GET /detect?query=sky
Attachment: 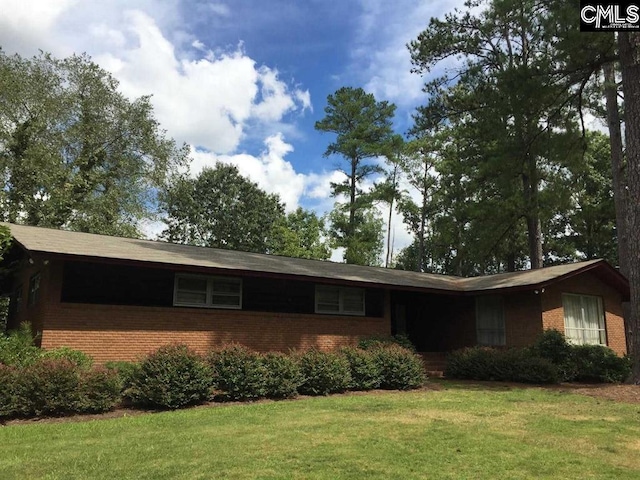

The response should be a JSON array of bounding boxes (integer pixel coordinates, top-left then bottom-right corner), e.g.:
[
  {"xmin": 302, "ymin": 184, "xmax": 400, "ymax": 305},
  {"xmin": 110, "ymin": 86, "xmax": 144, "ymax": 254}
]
[{"xmin": 0, "ymin": 0, "xmax": 464, "ymax": 261}]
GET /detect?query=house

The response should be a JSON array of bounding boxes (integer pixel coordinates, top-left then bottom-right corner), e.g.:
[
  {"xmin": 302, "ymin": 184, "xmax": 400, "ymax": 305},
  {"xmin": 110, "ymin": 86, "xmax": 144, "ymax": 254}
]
[{"xmin": 0, "ymin": 223, "xmax": 629, "ymax": 365}]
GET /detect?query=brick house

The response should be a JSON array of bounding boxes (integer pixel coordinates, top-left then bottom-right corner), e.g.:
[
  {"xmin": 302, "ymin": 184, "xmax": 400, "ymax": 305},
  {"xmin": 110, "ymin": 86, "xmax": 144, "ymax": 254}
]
[{"xmin": 0, "ymin": 223, "xmax": 629, "ymax": 364}]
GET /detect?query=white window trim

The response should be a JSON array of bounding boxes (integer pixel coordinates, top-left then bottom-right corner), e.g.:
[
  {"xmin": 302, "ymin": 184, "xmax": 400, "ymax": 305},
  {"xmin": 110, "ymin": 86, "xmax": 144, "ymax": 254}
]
[
  {"xmin": 562, "ymin": 293, "xmax": 606, "ymax": 346},
  {"xmin": 173, "ymin": 274, "xmax": 242, "ymax": 309},
  {"xmin": 475, "ymin": 295, "xmax": 506, "ymax": 346},
  {"xmin": 315, "ymin": 285, "xmax": 365, "ymax": 316}
]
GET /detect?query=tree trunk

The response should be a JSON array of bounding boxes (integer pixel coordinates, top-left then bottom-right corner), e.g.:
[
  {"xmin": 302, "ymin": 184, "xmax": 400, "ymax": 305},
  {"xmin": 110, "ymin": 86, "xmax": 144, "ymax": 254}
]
[
  {"xmin": 522, "ymin": 167, "xmax": 543, "ymax": 269},
  {"xmin": 603, "ymin": 61, "xmax": 633, "ymax": 354},
  {"xmin": 617, "ymin": 32, "xmax": 640, "ymax": 382}
]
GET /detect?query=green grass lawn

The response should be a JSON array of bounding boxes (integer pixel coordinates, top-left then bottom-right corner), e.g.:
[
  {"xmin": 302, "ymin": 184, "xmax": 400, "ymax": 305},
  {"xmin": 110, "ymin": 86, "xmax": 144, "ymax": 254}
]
[{"xmin": 1, "ymin": 382, "xmax": 639, "ymax": 479}]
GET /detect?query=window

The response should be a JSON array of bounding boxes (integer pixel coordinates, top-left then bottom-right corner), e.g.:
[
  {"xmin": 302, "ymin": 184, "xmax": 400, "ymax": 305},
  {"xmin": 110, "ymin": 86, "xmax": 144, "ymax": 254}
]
[
  {"xmin": 315, "ymin": 285, "xmax": 365, "ymax": 315},
  {"xmin": 562, "ymin": 294, "xmax": 606, "ymax": 345},
  {"xmin": 174, "ymin": 274, "xmax": 242, "ymax": 309},
  {"xmin": 28, "ymin": 273, "xmax": 40, "ymax": 306},
  {"xmin": 476, "ymin": 295, "xmax": 505, "ymax": 346},
  {"xmin": 13, "ymin": 285, "xmax": 23, "ymax": 313}
]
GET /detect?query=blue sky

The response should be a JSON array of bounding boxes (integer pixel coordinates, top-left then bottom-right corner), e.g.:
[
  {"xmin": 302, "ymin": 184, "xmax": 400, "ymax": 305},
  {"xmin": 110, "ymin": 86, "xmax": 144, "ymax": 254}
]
[{"xmin": 0, "ymin": 0, "xmax": 463, "ymax": 258}]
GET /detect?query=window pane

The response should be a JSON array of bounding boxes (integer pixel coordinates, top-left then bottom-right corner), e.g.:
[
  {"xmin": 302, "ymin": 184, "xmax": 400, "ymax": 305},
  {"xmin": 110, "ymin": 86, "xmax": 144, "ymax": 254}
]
[
  {"xmin": 316, "ymin": 286, "xmax": 340, "ymax": 312},
  {"xmin": 177, "ymin": 277, "xmax": 208, "ymax": 292},
  {"xmin": 562, "ymin": 294, "xmax": 605, "ymax": 345},
  {"xmin": 212, "ymin": 280, "xmax": 241, "ymax": 294},
  {"xmin": 342, "ymin": 289, "xmax": 365, "ymax": 314},
  {"xmin": 212, "ymin": 294, "xmax": 241, "ymax": 307},
  {"xmin": 476, "ymin": 296, "xmax": 505, "ymax": 346},
  {"xmin": 176, "ymin": 290, "xmax": 207, "ymax": 305}
]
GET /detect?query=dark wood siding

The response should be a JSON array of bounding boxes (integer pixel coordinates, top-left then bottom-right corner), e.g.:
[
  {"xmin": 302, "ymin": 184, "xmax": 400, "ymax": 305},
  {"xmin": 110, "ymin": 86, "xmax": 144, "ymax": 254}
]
[{"xmin": 61, "ymin": 261, "xmax": 385, "ymax": 317}]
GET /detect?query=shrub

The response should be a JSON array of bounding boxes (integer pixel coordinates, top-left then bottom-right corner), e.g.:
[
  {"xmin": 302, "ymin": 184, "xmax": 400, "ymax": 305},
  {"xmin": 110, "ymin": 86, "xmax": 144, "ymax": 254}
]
[
  {"xmin": 0, "ymin": 364, "xmax": 17, "ymax": 417},
  {"xmin": 571, "ymin": 345, "xmax": 631, "ymax": 383},
  {"xmin": 128, "ymin": 344, "xmax": 212, "ymax": 409},
  {"xmin": 262, "ymin": 352, "xmax": 302, "ymax": 399},
  {"xmin": 445, "ymin": 347, "xmax": 496, "ymax": 380},
  {"xmin": 296, "ymin": 349, "xmax": 351, "ymax": 396},
  {"xmin": 359, "ymin": 334, "xmax": 416, "ymax": 352},
  {"xmin": 77, "ymin": 367, "xmax": 122, "ymax": 413},
  {"xmin": 445, "ymin": 347, "xmax": 558, "ymax": 384},
  {"xmin": 42, "ymin": 347, "xmax": 93, "ymax": 369},
  {"xmin": 207, "ymin": 345, "xmax": 268, "ymax": 401},
  {"xmin": 531, "ymin": 329, "xmax": 575, "ymax": 380},
  {"xmin": 105, "ymin": 361, "xmax": 141, "ymax": 393},
  {"xmin": 0, "ymin": 322, "xmax": 40, "ymax": 367},
  {"xmin": 340, "ymin": 347, "xmax": 382, "ymax": 390},
  {"xmin": 373, "ymin": 344, "xmax": 426, "ymax": 390},
  {"xmin": 14, "ymin": 358, "xmax": 82, "ymax": 416}
]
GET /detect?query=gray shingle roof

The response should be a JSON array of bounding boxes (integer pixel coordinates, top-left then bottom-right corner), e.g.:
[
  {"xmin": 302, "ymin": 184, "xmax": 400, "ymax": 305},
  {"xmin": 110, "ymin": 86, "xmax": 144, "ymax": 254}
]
[{"xmin": 3, "ymin": 223, "xmax": 627, "ymax": 295}]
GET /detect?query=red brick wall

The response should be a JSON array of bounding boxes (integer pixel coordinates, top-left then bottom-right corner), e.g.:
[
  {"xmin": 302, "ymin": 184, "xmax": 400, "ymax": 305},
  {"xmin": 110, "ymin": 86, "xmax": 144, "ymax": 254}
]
[
  {"xmin": 34, "ymin": 260, "xmax": 390, "ymax": 364},
  {"xmin": 504, "ymin": 291, "xmax": 543, "ymax": 348},
  {"xmin": 541, "ymin": 272, "xmax": 627, "ymax": 355}
]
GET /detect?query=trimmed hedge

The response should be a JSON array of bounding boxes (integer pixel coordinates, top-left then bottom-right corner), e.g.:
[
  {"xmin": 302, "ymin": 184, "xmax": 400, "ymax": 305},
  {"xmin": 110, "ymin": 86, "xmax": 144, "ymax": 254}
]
[
  {"xmin": 571, "ymin": 345, "xmax": 631, "ymax": 383},
  {"xmin": 207, "ymin": 345, "xmax": 268, "ymax": 401},
  {"xmin": 445, "ymin": 347, "xmax": 558, "ymax": 384},
  {"xmin": 341, "ymin": 347, "xmax": 382, "ymax": 391},
  {"xmin": 296, "ymin": 349, "xmax": 352, "ymax": 396},
  {"xmin": 373, "ymin": 344, "xmax": 427, "ymax": 390},
  {"xmin": 128, "ymin": 344, "xmax": 212, "ymax": 409},
  {"xmin": 0, "ymin": 322, "xmax": 41, "ymax": 367},
  {"xmin": 262, "ymin": 352, "xmax": 302, "ymax": 399},
  {"xmin": 358, "ymin": 334, "xmax": 416, "ymax": 352},
  {"xmin": 0, "ymin": 358, "xmax": 121, "ymax": 418}
]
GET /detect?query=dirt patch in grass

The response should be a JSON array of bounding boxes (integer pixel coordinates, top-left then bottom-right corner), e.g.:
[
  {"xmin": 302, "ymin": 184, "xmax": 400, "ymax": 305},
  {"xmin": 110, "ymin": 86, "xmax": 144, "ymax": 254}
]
[{"xmin": 549, "ymin": 383, "xmax": 640, "ymax": 404}]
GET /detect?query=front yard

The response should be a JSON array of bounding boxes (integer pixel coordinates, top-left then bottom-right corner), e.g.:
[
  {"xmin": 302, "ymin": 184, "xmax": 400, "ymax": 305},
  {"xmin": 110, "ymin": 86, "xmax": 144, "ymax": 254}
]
[{"xmin": 1, "ymin": 381, "xmax": 639, "ymax": 479}]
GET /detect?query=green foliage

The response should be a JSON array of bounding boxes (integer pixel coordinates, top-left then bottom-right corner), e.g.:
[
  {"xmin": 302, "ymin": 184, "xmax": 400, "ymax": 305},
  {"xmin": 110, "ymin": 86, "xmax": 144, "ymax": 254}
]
[
  {"xmin": 445, "ymin": 347, "xmax": 559, "ymax": 384},
  {"xmin": 76, "ymin": 367, "xmax": 121, "ymax": 413},
  {"xmin": 0, "ymin": 51, "xmax": 187, "ymax": 235},
  {"xmin": 340, "ymin": 347, "xmax": 382, "ymax": 391},
  {"xmin": 104, "ymin": 361, "xmax": 141, "ymax": 392},
  {"xmin": 270, "ymin": 208, "xmax": 331, "ymax": 260},
  {"xmin": 2, "ymin": 359, "xmax": 120, "ymax": 418},
  {"xmin": 261, "ymin": 352, "xmax": 303, "ymax": 399},
  {"xmin": 296, "ymin": 349, "xmax": 352, "ymax": 396},
  {"xmin": 315, "ymin": 87, "xmax": 395, "ymax": 266},
  {"xmin": 128, "ymin": 345, "xmax": 212, "ymax": 409},
  {"xmin": 0, "ymin": 322, "xmax": 40, "ymax": 367},
  {"xmin": 531, "ymin": 329, "xmax": 576, "ymax": 381},
  {"xmin": 358, "ymin": 334, "xmax": 416, "ymax": 352},
  {"xmin": 571, "ymin": 345, "xmax": 631, "ymax": 383},
  {"xmin": 372, "ymin": 344, "xmax": 426, "ymax": 390},
  {"xmin": 207, "ymin": 345, "xmax": 268, "ymax": 401},
  {"xmin": 328, "ymin": 207, "xmax": 384, "ymax": 266},
  {"xmin": 161, "ymin": 164, "xmax": 285, "ymax": 254},
  {"xmin": 0, "ymin": 364, "xmax": 17, "ymax": 417},
  {"xmin": 41, "ymin": 346, "xmax": 93, "ymax": 369}
]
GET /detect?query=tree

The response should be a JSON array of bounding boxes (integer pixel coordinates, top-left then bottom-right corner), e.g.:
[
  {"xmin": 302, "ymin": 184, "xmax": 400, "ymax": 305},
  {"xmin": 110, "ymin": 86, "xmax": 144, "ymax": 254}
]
[
  {"xmin": 408, "ymin": 0, "xmax": 585, "ymax": 270},
  {"xmin": 617, "ymin": 32, "xmax": 640, "ymax": 382},
  {"xmin": 328, "ymin": 207, "xmax": 384, "ymax": 266},
  {"xmin": 270, "ymin": 208, "xmax": 331, "ymax": 260},
  {"xmin": 0, "ymin": 50, "xmax": 187, "ymax": 236},
  {"xmin": 315, "ymin": 87, "xmax": 396, "ymax": 265},
  {"xmin": 161, "ymin": 164, "xmax": 285, "ymax": 254}
]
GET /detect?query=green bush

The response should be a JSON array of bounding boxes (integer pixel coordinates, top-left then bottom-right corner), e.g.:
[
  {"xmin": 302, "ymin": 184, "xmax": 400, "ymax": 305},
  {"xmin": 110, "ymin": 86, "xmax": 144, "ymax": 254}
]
[
  {"xmin": 77, "ymin": 367, "xmax": 122, "ymax": 413},
  {"xmin": 571, "ymin": 345, "xmax": 631, "ymax": 383},
  {"xmin": 0, "ymin": 364, "xmax": 17, "ymax": 417},
  {"xmin": 296, "ymin": 349, "xmax": 351, "ymax": 396},
  {"xmin": 207, "ymin": 345, "xmax": 268, "ymax": 401},
  {"xmin": 340, "ymin": 347, "xmax": 382, "ymax": 390},
  {"xmin": 445, "ymin": 347, "xmax": 496, "ymax": 380},
  {"xmin": 128, "ymin": 344, "xmax": 212, "ymax": 409},
  {"xmin": 105, "ymin": 361, "xmax": 141, "ymax": 393},
  {"xmin": 445, "ymin": 347, "xmax": 558, "ymax": 384},
  {"xmin": 373, "ymin": 344, "xmax": 426, "ymax": 390},
  {"xmin": 42, "ymin": 347, "xmax": 93, "ymax": 369},
  {"xmin": 0, "ymin": 322, "xmax": 41, "ymax": 367},
  {"xmin": 14, "ymin": 358, "xmax": 82, "ymax": 416},
  {"xmin": 261, "ymin": 352, "xmax": 302, "ymax": 399},
  {"xmin": 358, "ymin": 334, "xmax": 416, "ymax": 352},
  {"xmin": 531, "ymin": 329, "xmax": 575, "ymax": 380}
]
